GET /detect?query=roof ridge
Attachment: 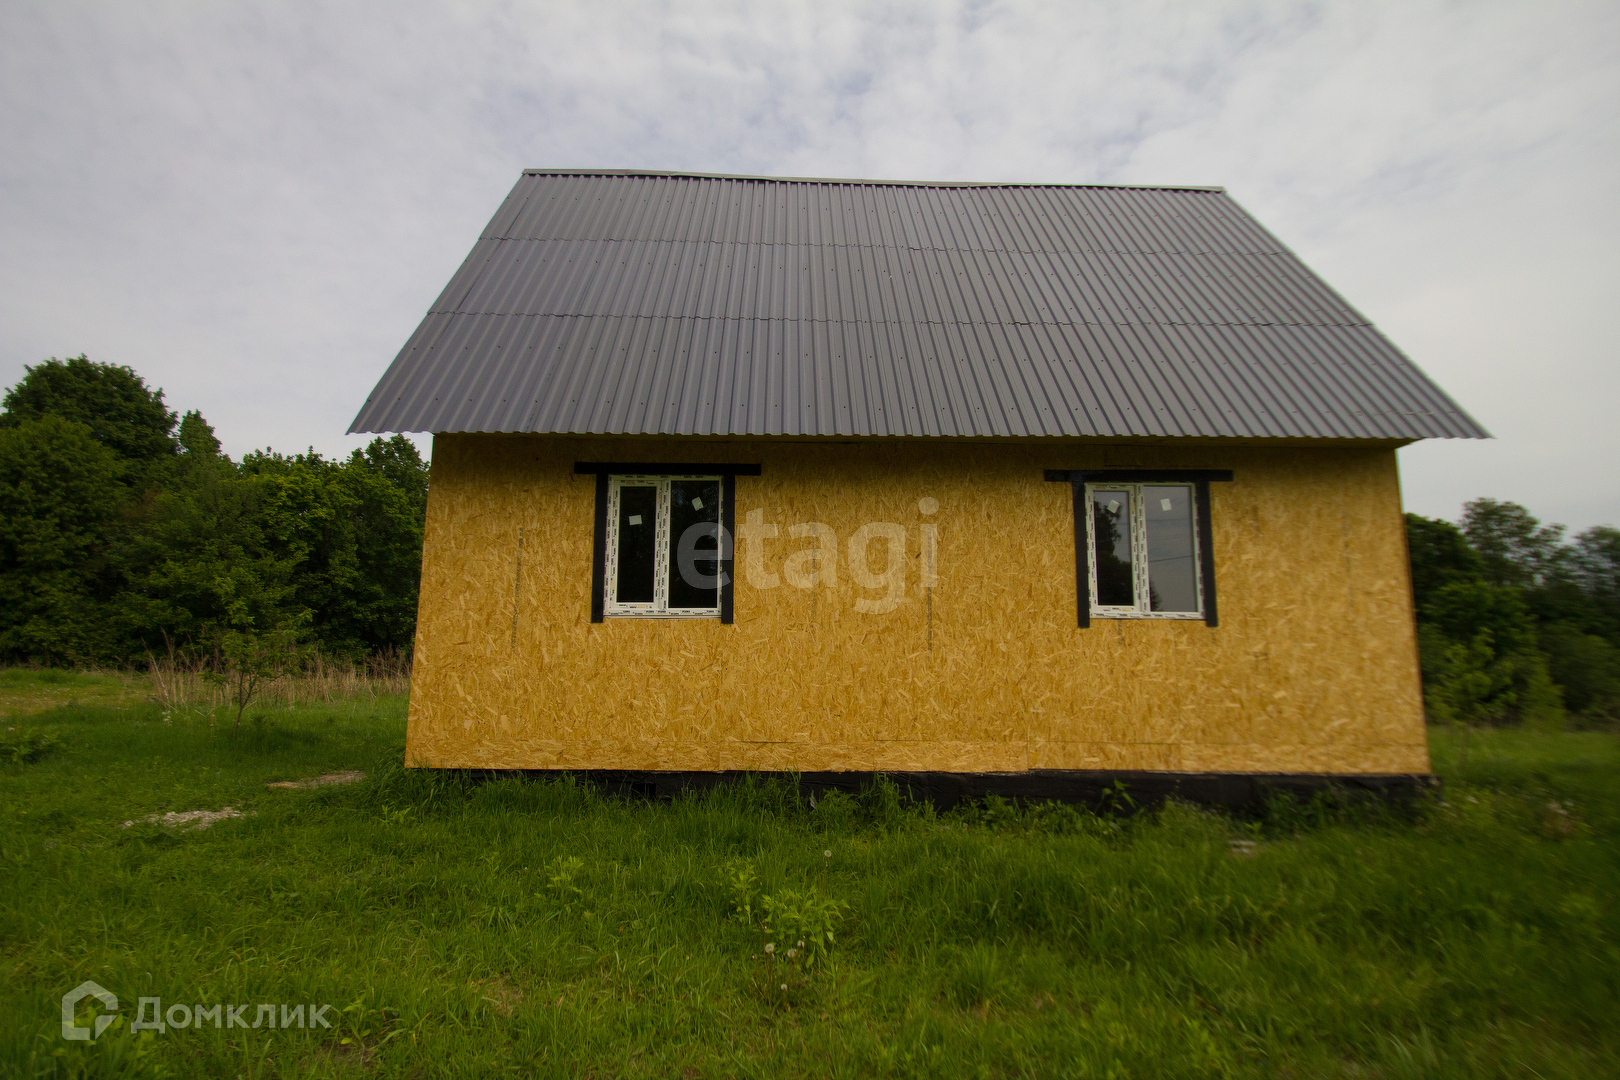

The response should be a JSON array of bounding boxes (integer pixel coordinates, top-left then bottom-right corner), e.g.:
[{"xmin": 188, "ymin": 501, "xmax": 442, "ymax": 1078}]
[
  {"xmin": 425, "ymin": 312, "xmax": 1374, "ymax": 329},
  {"xmin": 482, "ymin": 235, "xmax": 1286, "ymax": 255},
  {"xmin": 521, "ymin": 168, "xmax": 1226, "ymax": 193}
]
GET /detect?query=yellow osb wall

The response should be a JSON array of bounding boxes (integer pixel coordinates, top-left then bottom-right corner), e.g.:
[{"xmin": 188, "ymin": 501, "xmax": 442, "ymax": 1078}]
[{"xmin": 406, "ymin": 435, "xmax": 1429, "ymax": 775}]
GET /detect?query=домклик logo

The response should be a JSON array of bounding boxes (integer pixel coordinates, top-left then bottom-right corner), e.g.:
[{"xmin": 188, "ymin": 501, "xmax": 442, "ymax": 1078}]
[{"xmin": 62, "ymin": 981, "xmax": 118, "ymax": 1041}]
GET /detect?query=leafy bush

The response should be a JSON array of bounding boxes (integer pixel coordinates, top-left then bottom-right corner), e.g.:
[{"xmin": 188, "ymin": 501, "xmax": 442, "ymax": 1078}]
[
  {"xmin": 0, "ymin": 726, "xmax": 64, "ymax": 763},
  {"xmin": 760, "ymin": 886, "xmax": 848, "ymax": 971},
  {"xmin": 723, "ymin": 859, "xmax": 761, "ymax": 925},
  {"xmin": 1541, "ymin": 623, "xmax": 1620, "ymax": 725},
  {"xmin": 544, "ymin": 856, "xmax": 585, "ymax": 910}
]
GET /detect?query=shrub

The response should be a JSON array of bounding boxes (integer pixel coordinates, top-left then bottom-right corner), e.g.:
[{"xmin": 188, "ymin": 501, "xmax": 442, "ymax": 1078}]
[{"xmin": 0, "ymin": 726, "xmax": 64, "ymax": 763}]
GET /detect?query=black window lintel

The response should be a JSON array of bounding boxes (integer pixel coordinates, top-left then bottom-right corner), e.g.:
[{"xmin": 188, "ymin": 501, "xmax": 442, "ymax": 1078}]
[
  {"xmin": 576, "ymin": 461, "xmax": 761, "ymax": 476},
  {"xmin": 1045, "ymin": 469, "xmax": 1234, "ymax": 484}
]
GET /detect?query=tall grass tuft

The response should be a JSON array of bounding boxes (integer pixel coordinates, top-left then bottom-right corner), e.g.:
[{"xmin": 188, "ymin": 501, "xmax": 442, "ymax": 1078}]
[{"xmin": 146, "ymin": 648, "xmax": 412, "ymax": 711}]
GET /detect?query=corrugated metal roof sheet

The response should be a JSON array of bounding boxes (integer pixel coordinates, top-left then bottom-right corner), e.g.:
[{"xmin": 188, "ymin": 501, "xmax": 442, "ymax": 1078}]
[{"xmin": 351, "ymin": 170, "xmax": 1488, "ymax": 441}]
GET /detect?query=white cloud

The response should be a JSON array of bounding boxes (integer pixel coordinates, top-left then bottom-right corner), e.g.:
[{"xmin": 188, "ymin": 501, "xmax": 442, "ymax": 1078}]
[{"xmin": 1, "ymin": 0, "xmax": 1616, "ymax": 529}]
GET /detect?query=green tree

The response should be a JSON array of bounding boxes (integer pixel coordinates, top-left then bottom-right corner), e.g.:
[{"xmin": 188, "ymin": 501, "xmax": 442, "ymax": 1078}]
[
  {"xmin": 0, "ymin": 358, "xmax": 431, "ymax": 669},
  {"xmin": 1538, "ymin": 623, "xmax": 1620, "ymax": 723},
  {"xmin": 1570, "ymin": 525, "xmax": 1620, "ymax": 641},
  {"xmin": 352, "ymin": 434, "xmax": 428, "ymax": 517},
  {"xmin": 344, "ymin": 437, "xmax": 428, "ymax": 651},
  {"xmin": 329, "ymin": 459, "xmax": 426, "ymax": 653},
  {"xmin": 1416, "ymin": 579, "xmax": 1564, "ymax": 728},
  {"xmin": 218, "ymin": 610, "xmax": 310, "ymax": 730},
  {"xmin": 177, "ymin": 409, "xmax": 222, "ymax": 458},
  {"xmin": 1421, "ymin": 579, "xmax": 1538, "ymax": 656},
  {"xmin": 1461, "ymin": 498, "xmax": 1567, "ymax": 589},
  {"xmin": 1408, "ymin": 498, "xmax": 1620, "ymax": 728},
  {"xmin": 0, "ymin": 417, "xmax": 124, "ymax": 663},
  {"xmin": 1417, "ymin": 626, "xmax": 1518, "ymax": 726},
  {"xmin": 116, "ymin": 455, "xmax": 297, "ymax": 659},
  {"xmin": 1405, "ymin": 513, "xmax": 1484, "ymax": 608},
  {"xmin": 0, "ymin": 355, "xmax": 178, "ymax": 484},
  {"xmin": 235, "ymin": 443, "xmax": 425, "ymax": 658}
]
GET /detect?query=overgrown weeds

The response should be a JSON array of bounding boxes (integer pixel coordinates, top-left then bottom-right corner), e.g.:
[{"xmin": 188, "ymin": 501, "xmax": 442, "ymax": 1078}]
[
  {"xmin": 145, "ymin": 648, "xmax": 412, "ymax": 711},
  {"xmin": 0, "ymin": 725, "xmax": 63, "ymax": 763}
]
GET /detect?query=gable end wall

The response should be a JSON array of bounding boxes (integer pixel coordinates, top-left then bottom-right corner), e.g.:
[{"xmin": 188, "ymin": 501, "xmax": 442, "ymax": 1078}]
[{"xmin": 404, "ymin": 435, "xmax": 1429, "ymax": 775}]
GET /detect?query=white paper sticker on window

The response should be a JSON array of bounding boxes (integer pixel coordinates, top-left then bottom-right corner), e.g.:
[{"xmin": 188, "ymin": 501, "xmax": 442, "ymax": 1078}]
[
  {"xmin": 628, "ymin": 515, "xmax": 643, "ymax": 526},
  {"xmin": 691, "ymin": 497, "xmax": 704, "ymax": 510},
  {"xmin": 1106, "ymin": 500, "xmax": 1120, "ymax": 514},
  {"xmin": 1160, "ymin": 498, "xmax": 1173, "ymax": 512}
]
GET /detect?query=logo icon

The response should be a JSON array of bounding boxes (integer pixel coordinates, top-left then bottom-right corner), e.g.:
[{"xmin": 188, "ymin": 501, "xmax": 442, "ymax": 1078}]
[{"xmin": 62, "ymin": 981, "xmax": 118, "ymax": 1041}]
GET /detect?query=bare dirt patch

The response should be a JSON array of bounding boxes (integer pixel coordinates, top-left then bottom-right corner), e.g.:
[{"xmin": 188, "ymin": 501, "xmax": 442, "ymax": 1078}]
[
  {"xmin": 267, "ymin": 770, "xmax": 366, "ymax": 789},
  {"xmin": 470, "ymin": 974, "xmax": 526, "ymax": 1017}
]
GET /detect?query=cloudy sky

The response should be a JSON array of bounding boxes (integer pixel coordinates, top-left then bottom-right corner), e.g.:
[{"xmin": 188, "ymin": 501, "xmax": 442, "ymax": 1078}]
[{"xmin": 2, "ymin": 1, "xmax": 1616, "ymax": 532}]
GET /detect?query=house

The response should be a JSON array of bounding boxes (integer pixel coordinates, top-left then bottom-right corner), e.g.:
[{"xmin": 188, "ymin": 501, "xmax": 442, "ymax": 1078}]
[{"xmin": 350, "ymin": 170, "xmax": 1487, "ymax": 808}]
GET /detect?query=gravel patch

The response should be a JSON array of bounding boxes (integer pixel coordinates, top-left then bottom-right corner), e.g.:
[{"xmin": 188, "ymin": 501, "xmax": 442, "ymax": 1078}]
[{"xmin": 121, "ymin": 807, "xmax": 254, "ymax": 830}]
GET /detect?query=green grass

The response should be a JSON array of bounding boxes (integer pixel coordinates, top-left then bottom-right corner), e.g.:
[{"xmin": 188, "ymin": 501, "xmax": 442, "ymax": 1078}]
[
  {"xmin": 0, "ymin": 668, "xmax": 149, "ymax": 719},
  {"xmin": 2, "ymin": 698, "xmax": 1617, "ymax": 1079}
]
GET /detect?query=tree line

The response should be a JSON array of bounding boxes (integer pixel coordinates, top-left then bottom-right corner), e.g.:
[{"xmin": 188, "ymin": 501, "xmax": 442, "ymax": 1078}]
[
  {"xmin": 1408, "ymin": 503, "xmax": 1620, "ymax": 727},
  {"xmin": 0, "ymin": 355, "xmax": 426, "ymax": 668},
  {"xmin": 4, "ymin": 355, "xmax": 1618, "ymax": 727}
]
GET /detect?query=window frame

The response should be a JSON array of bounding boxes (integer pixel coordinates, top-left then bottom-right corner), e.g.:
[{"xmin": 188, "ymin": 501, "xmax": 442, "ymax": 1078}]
[
  {"xmin": 577, "ymin": 462, "xmax": 758, "ymax": 625},
  {"xmin": 603, "ymin": 474, "xmax": 725, "ymax": 619},
  {"xmin": 1084, "ymin": 482, "xmax": 1203, "ymax": 620},
  {"xmin": 1045, "ymin": 469, "xmax": 1233, "ymax": 629}
]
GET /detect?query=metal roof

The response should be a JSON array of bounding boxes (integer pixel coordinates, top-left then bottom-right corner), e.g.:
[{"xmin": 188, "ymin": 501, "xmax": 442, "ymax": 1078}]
[{"xmin": 350, "ymin": 171, "xmax": 1488, "ymax": 441}]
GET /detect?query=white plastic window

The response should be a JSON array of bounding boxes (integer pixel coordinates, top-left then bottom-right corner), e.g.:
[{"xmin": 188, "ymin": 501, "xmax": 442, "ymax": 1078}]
[
  {"xmin": 1085, "ymin": 483, "xmax": 1202, "ymax": 619},
  {"xmin": 604, "ymin": 475, "xmax": 725, "ymax": 618}
]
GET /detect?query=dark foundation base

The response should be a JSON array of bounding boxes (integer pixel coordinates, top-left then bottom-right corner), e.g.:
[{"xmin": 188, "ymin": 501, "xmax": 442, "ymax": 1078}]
[{"xmin": 526, "ymin": 769, "xmax": 1440, "ymax": 814}]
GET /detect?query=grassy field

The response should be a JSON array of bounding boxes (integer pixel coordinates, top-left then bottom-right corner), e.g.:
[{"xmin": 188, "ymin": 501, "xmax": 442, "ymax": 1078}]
[
  {"xmin": 0, "ymin": 663, "xmax": 411, "ymax": 725},
  {"xmin": 0, "ymin": 669, "xmax": 151, "ymax": 718},
  {"xmin": 2, "ymin": 677, "xmax": 1616, "ymax": 1078}
]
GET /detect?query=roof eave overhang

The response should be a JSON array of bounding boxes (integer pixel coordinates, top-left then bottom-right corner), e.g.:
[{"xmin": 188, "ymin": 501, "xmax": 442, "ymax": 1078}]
[{"xmin": 400, "ymin": 430, "xmax": 1473, "ymax": 450}]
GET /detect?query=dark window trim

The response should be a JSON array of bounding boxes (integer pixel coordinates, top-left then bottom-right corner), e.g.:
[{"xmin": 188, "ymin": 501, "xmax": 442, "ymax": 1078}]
[
  {"xmin": 1194, "ymin": 478, "xmax": 1219, "ymax": 628},
  {"xmin": 590, "ymin": 472, "xmax": 609, "ymax": 623},
  {"xmin": 583, "ymin": 463, "xmax": 759, "ymax": 624},
  {"xmin": 720, "ymin": 474, "xmax": 736, "ymax": 624},
  {"xmin": 1045, "ymin": 469, "xmax": 1233, "ymax": 628},
  {"xmin": 576, "ymin": 461, "xmax": 762, "ymax": 476},
  {"xmin": 1044, "ymin": 469, "xmax": 1235, "ymax": 484}
]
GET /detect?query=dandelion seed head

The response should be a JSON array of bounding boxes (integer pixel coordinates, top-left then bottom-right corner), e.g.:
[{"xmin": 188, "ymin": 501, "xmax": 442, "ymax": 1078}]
[
  {"xmin": 823, "ymin": 850, "xmax": 831, "ymax": 858},
  {"xmin": 786, "ymin": 949, "xmax": 797, "ymax": 959},
  {"xmin": 764, "ymin": 943, "xmax": 775, "ymax": 954},
  {"xmin": 781, "ymin": 984, "xmax": 788, "ymax": 991}
]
